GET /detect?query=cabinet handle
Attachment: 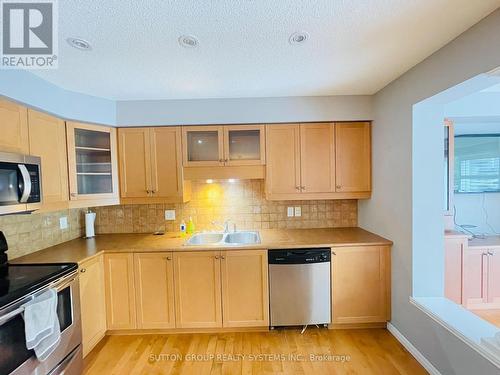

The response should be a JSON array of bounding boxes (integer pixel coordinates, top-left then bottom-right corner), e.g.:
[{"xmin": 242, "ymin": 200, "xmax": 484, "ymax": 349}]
[
  {"xmin": 488, "ymin": 251, "xmax": 494, "ymax": 256},
  {"xmin": 70, "ymin": 193, "xmax": 77, "ymax": 197},
  {"xmin": 80, "ymin": 268, "xmax": 86, "ymax": 273}
]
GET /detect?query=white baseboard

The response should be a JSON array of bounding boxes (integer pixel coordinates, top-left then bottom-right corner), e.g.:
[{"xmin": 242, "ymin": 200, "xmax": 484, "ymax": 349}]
[{"xmin": 387, "ymin": 322, "xmax": 441, "ymax": 375}]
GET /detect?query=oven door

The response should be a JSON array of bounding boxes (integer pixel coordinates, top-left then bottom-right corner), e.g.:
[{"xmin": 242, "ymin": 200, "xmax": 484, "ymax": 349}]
[{"xmin": 0, "ymin": 273, "xmax": 82, "ymax": 375}]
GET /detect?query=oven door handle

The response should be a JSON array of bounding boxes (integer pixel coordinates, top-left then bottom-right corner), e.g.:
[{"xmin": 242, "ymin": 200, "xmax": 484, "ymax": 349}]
[
  {"xmin": 18, "ymin": 164, "xmax": 32, "ymax": 203},
  {"xmin": 0, "ymin": 295, "xmax": 33, "ymax": 326}
]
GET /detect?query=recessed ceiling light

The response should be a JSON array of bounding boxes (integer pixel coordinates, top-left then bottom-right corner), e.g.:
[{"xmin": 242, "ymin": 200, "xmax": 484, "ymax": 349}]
[
  {"xmin": 66, "ymin": 37, "xmax": 92, "ymax": 51},
  {"xmin": 289, "ymin": 31, "xmax": 309, "ymax": 45},
  {"xmin": 179, "ymin": 35, "xmax": 199, "ymax": 48}
]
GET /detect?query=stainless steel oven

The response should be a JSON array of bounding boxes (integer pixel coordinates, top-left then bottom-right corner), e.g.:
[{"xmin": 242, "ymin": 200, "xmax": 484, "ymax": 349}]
[
  {"xmin": 0, "ymin": 270, "xmax": 82, "ymax": 375},
  {"xmin": 0, "ymin": 151, "xmax": 42, "ymax": 215}
]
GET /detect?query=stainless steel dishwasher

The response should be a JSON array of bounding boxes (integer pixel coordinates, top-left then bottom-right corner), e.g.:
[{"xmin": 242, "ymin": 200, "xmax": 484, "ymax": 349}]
[{"xmin": 268, "ymin": 248, "xmax": 331, "ymax": 328}]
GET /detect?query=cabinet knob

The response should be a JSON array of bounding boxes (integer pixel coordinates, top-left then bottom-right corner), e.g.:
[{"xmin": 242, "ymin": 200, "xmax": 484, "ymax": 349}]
[
  {"xmin": 225, "ymin": 159, "xmax": 229, "ymax": 163},
  {"xmin": 488, "ymin": 251, "xmax": 495, "ymax": 256},
  {"xmin": 152, "ymin": 190, "xmax": 156, "ymax": 194},
  {"xmin": 221, "ymin": 255, "xmax": 225, "ymax": 260},
  {"xmin": 80, "ymin": 268, "xmax": 86, "ymax": 273},
  {"xmin": 301, "ymin": 186, "xmax": 306, "ymax": 191},
  {"xmin": 295, "ymin": 186, "xmax": 300, "ymax": 191},
  {"xmin": 219, "ymin": 159, "xmax": 224, "ymax": 163},
  {"xmin": 146, "ymin": 190, "xmax": 150, "ymax": 194},
  {"xmin": 166, "ymin": 256, "xmax": 172, "ymax": 260},
  {"xmin": 215, "ymin": 255, "xmax": 219, "ymax": 259},
  {"xmin": 70, "ymin": 192, "xmax": 77, "ymax": 197},
  {"xmin": 336, "ymin": 185, "xmax": 341, "ymax": 189}
]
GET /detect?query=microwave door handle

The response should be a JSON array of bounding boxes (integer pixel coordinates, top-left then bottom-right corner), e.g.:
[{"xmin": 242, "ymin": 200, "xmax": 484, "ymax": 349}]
[{"xmin": 18, "ymin": 164, "xmax": 31, "ymax": 203}]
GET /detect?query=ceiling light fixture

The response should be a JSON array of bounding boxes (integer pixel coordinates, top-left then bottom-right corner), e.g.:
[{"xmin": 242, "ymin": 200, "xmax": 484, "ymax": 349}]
[
  {"xmin": 289, "ymin": 31, "xmax": 309, "ymax": 45},
  {"xmin": 66, "ymin": 37, "xmax": 92, "ymax": 51},
  {"xmin": 179, "ymin": 35, "xmax": 199, "ymax": 48}
]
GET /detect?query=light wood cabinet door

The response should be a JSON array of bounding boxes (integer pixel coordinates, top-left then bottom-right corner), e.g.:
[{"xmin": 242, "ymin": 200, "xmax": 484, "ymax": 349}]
[
  {"xmin": 118, "ymin": 128, "xmax": 151, "ymax": 198},
  {"xmin": 221, "ymin": 250, "xmax": 269, "ymax": 327},
  {"xmin": 265, "ymin": 124, "xmax": 301, "ymax": 198},
  {"xmin": 182, "ymin": 126, "xmax": 224, "ymax": 166},
  {"xmin": 150, "ymin": 127, "xmax": 183, "ymax": 198},
  {"xmin": 486, "ymin": 249, "xmax": 500, "ymax": 305},
  {"xmin": 134, "ymin": 252, "xmax": 176, "ymax": 329},
  {"xmin": 104, "ymin": 253, "xmax": 136, "ymax": 330},
  {"xmin": 0, "ymin": 99, "xmax": 29, "ymax": 154},
  {"xmin": 223, "ymin": 125, "xmax": 266, "ymax": 166},
  {"xmin": 173, "ymin": 251, "xmax": 222, "ymax": 328},
  {"xmin": 444, "ymin": 236, "xmax": 466, "ymax": 304},
  {"xmin": 300, "ymin": 123, "xmax": 335, "ymax": 193},
  {"xmin": 28, "ymin": 109, "xmax": 69, "ymax": 211},
  {"xmin": 79, "ymin": 255, "xmax": 106, "ymax": 357},
  {"xmin": 462, "ymin": 248, "xmax": 488, "ymax": 308},
  {"xmin": 66, "ymin": 121, "xmax": 119, "ymax": 207},
  {"xmin": 332, "ymin": 246, "xmax": 390, "ymax": 324},
  {"xmin": 335, "ymin": 122, "xmax": 371, "ymax": 192}
]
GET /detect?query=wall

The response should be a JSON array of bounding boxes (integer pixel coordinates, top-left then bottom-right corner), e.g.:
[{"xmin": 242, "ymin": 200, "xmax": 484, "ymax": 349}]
[
  {"xmin": 1, "ymin": 208, "xmax": 86, "ymax": 260},
  {"xmin": 93, "ymin": 180, "xmax": 357, "ymax": 234},
  {"xmin": 359, "ymin": 8, "xmax": 500, "ymax": 375}
]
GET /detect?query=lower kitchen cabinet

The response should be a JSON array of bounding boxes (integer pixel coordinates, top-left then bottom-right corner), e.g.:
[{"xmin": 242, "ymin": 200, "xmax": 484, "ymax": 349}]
[
  {"xmin": 331, "ymin": 246, "xmax": 391, "ymax": 325},
  {"xmin": 134, "ymin": 252, "xmax": 176, "ymax": 329},
  {"xmin": 463, "ymin": 247, "xmax": 500, "ymax": 308},
  {"xmin": 79, "ymin": 255, "xmax": 106, "ymax": 357},
  {"xmin": 104, "ymin": 253, "xmax": 137, "ymax": 330},
  {"xmin": 173, "ymin": 251, "xmax": 223, "ymax": 328},
  {"xmin": 221, "ymin": 250, "xmax": 269, "ymax": 327}
]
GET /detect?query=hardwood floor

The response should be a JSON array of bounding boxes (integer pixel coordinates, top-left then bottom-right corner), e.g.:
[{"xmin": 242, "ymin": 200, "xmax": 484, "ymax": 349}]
[
  {"xmin": 83, "ymin": 328, "xmax": 427, "ymax": 375},
  {"xmin": 471, "ymin": 309, "xmax": 500, "ymax": 328}
]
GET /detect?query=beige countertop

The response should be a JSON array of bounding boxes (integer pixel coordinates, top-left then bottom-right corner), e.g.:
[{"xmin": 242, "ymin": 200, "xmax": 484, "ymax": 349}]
[
  {"xmin": 11, "ymin": 227, "xmax": 392, "ymax": 265},
  {"xmin": 467, "ymin": 235, "xmax": 500, "ymax": 248}
]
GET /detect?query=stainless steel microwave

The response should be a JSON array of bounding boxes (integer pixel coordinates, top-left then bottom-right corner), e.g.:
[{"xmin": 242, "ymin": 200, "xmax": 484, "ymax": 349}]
[{"xmin": 0, "ymin": 152, "xmax": 42, "ymax": 215}]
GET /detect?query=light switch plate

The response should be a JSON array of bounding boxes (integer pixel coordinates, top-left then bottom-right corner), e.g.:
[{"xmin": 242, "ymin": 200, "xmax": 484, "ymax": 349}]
[
  {"xmin": 294, "ymin": 206, "xmax": 302, "ymax": 217},
  {"xmin": 59, "ymin": 216, "xmax": 68, "ymax": 230},
  {"xmin": 165, "ymin": 210, "xmax": 176, "ymax": 221},
  {"xmin": 287, "ymin": 207, "xmax": 294, "ymax": 217}
]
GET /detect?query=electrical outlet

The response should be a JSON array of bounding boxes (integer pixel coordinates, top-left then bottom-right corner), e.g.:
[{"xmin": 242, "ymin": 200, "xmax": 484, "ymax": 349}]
[
  {"xmin": 287, "ymin": 207, "xmax": 294, "ymax": 217},
  {"xmin": 294, "ymin": 206, "xmax": 302, "ymax": 217},
  {"xmin": 59, "ymin": 216, "xmax": 68, "ymax": 230},
  {"xmin": 165, "ymin": 210, "xmax": 176, "ymax": 221}
]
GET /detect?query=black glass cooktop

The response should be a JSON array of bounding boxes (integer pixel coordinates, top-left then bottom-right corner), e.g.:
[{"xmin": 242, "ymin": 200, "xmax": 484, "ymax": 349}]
[{"xmin": 0, "ymin": 263, "xmax": 78, "ymax": 309}]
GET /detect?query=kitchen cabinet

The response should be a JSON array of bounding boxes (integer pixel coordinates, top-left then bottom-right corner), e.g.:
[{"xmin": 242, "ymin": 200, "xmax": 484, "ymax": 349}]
[
  {"xmin": 134, "ymin": 252, "xmax": 176, "ymax": 329},
  {"xmin": 266, "ymin": 122, "xmax": 371, "ymax": 200},
  {"xmin": 0, "ymin": 99, "xmax": 29, "ymax": 154},
  {"xmin": 79, "ymin": 255, "xmax": 106, "ymax": 357},
  {"xmin": 331, "ymin": 246, "xmax": 390, "ymax": 325},
  {"xmin": 66, "ymin": 121, "xmax": 119, "ymax": 207},
  {"xmin": 335, "ymin": 122, "xmax": 371, "ymax": 193},
  {"xmin": 118, "ymin": 127, "xmax": 189, "ymax": 204},
  {"xmin": 444, "ymin": 234, "xmax": 467, "ymax": 304},
  {"xmin": 221, "ymin": 250, "xmax": 269, "ymax": 327},
  {"xmin": 182, "ymin": 125, "xmax": 265, "ymax": 167},
  {"xmin": 28, "ymin": 109, "xmax": 69, "ymax": 211},
  {"xmin": 173, "ymin": 251, "xmax": 222, "ymax": 328},
  {"xmin": 104, "ymin": 253, "xmax": 137, "ymax": 330},
  {"xmin": 463, "ymin": 247, "xmax": 500, "ymax": 308}
]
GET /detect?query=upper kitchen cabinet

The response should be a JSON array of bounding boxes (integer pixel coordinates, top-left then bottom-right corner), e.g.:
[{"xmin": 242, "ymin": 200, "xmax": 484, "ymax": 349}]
[
  {"xmin": 182, "ymin": 126, "xmax": 224, "ymax": 166},
  {"xmin": 182, "ymin": 125, "xmax": 266, "ymax": 179},
  {"xmin": 335, "ymin": 122, "xmax": 371, "ymax": 193},
  {"xmin": 118, "ymin": 127, "xmax": 190, "ymax": 204},
  {"xmin": 66, "ymin": 121, "xmax": 119, "ymax": 207},
  {"xmin": 266, "ymin": 122, "xmax": 371, "ymax": 200},
  {"xmin": 0, "ymin": 99, "xmax": 29, "ymax": 154},
  {"xmin": 28, "ymin": 110, "xmax": 69, "ymax": 211}
]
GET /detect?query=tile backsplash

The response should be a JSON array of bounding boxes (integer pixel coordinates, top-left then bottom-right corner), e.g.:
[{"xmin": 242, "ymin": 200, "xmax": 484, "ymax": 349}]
[
  {"xmin": 1, "ymin": 208, "xmax": 86, "ymax": 260},
  {"xmin": 93, "ymin": 180, "xmax": 357, "ymax": 234}
]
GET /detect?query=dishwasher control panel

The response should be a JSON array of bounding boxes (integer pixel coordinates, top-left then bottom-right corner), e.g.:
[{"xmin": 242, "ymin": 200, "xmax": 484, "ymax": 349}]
[{"xmin": 268, "ymin": 248, "xmax": 331, "ymax": 264}]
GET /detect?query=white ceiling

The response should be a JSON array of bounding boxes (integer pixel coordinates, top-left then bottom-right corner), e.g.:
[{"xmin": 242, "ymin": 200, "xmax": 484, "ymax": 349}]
[
  {"xmin": 32, "ymin": 0, "xmax": 500, "ymax": 100},
  {"xmin": 482, "ymin": 83, "xmax": 500, "ymax": 92}
]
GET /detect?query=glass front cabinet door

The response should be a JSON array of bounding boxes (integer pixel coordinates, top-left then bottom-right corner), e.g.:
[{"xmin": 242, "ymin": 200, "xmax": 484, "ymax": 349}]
[
  {"xmin": 182, "ymin": 125, "xmax": 265, "ymax": 167},
  {"xmin": 66, "ymin": 121, "xmax": 119, "ymax": 205}
]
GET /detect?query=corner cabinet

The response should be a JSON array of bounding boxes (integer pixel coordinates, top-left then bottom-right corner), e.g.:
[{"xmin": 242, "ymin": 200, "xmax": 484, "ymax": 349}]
[
  {"xmin": 182, "ymin": 125, "xmax": 265, "ymax": 167},
  {"xmin": 265, "ymin": 122, "xmax": 371, "ymax": 200},
  {"xmin": 66, "ymin": 121, "xmax": 119, "ymax": 207},
  {"xmin": 331, "ymin": 245, "xmax": 391, "ymax": 326},
  {"xmin": 118, "ymin": 127, "xmax": 190, "ymax": 204}
]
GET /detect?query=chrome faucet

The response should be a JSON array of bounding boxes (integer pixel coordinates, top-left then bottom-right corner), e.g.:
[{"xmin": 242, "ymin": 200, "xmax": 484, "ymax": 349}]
[{"xmin": 211, "ymin": 219, "xmax": 235, "ymax": 233}]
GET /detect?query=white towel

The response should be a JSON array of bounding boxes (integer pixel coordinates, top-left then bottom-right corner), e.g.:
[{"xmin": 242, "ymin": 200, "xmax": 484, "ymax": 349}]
[{"xmin": 22, "ymin": 289, "xmax": 61, "ymax": 361}]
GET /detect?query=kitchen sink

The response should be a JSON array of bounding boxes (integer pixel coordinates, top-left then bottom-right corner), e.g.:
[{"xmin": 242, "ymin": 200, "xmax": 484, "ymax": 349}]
[
  {"xmin": 185, "ymin": 231, "xmax": 261, "ymax": 246},
  {"xmin": 224, "ymin": 231, "xmax": 260, "ymax": 245},
  {"xmin": 185, "ymin": 232, "xmax": 224, "ymax": 245}
]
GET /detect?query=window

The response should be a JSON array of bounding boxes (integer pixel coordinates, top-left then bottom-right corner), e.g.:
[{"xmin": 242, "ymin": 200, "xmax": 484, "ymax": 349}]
[{"xmin": 454, "ymin": 135, "xmax": 500, "ymax": 193}]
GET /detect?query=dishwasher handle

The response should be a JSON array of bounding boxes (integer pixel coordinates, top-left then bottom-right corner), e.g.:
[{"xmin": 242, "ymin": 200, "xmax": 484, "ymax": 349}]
[{"xmin": 268, "ymin": 248, "xmax": 331, "ymax": 264}]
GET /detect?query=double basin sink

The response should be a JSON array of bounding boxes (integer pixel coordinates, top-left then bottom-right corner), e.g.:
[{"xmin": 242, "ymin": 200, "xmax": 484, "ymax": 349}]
[{"xmin": 185, "ymin": 231, "xmax": 261, "ymax": 246}]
